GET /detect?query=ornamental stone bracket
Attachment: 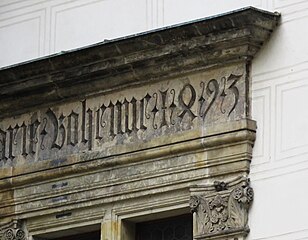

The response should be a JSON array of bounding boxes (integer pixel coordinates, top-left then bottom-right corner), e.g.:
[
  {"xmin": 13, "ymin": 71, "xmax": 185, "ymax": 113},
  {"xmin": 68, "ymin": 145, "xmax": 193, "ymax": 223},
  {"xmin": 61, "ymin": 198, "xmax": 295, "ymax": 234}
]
[
  {"xmin": 0, "ymin": 220, "xmax": 26, "ymax": 240},
  {"xmin": 190, "ymin": 177, "xmax": 253, "ymax": 240}
]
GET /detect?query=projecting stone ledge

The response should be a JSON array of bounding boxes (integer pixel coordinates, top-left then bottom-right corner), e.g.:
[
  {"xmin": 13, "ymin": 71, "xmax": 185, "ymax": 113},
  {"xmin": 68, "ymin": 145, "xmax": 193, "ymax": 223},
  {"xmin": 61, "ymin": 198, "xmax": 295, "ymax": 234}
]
[{"xmin": 0, "ymin": 7, "xmax": 279, "ymax": 119}]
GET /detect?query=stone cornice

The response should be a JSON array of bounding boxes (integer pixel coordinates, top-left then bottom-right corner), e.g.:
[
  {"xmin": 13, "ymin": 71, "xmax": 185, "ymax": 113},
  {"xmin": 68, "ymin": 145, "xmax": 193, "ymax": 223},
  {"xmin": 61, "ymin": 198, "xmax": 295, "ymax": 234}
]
[{"xmin": 0, "ymin": 7, "xmax": 280, "ymax": 119}]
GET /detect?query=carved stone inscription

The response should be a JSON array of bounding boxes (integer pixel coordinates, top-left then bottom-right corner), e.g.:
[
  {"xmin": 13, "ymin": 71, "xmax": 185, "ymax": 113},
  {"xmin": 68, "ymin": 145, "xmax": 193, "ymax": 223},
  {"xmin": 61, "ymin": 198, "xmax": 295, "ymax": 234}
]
[{"xmin": 0, "ymin": 65, "xmax": 247, "ymax": 165}]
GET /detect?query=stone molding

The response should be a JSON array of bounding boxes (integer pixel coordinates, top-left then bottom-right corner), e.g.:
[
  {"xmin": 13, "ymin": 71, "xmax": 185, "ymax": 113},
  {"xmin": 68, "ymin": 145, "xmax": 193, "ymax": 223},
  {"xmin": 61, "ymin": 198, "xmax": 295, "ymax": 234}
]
[
  {"xmin": 0, "ymin": 7, "xmax": 280, "ymax": 240},
  {"xmin": 190, "ymin": 177, "xmax": 253, "ymax": 240},
  {"xmin": 26, "ymin": 206, "xmax": 105, "ymax": 236},
  {"xmin": 0, "ymin": 220, "xmax": 26, "ymax": 240},
  {"xmin": 0, "ymin": 119, "xmax": 256, "ymax": 190},
  {"xmin": 0, "ymin": 7, "xmax": 280, "ymax": 120}
]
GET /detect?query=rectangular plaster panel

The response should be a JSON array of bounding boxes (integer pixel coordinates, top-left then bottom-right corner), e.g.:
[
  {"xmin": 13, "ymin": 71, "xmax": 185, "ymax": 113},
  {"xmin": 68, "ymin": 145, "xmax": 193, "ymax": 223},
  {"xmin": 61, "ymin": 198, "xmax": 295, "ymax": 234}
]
[
  {"xmin": 163, "ymin": 0, "xmax": 263, "ymax": 25},
  {"xmin": 252, "ymin": 87, "xmax": 271, "ymax": 165},
  {"xmin": 248, "ymin": 169, "xmax": 308, "ymax": 239},
  {"xmin": 276, "ymin": 79, "xmax": 308, "ymax": 160},
  {"xmin": 251, "ymin": 64, "xmax": 308, "ymax": 179},
  {"xmin": 252, "ymin": 16, "xmax": 308, "ymax": 75},
  {"xmin": 272, "ymin": 0, "xmax": 307, "ymax": 9},
  {"xmin": 0, "ymin": 10, "xmax": 44, "ymax": 67},
  {"xmin": 51, "ymin": 0, "xmax": 148, "ymax": 52}
]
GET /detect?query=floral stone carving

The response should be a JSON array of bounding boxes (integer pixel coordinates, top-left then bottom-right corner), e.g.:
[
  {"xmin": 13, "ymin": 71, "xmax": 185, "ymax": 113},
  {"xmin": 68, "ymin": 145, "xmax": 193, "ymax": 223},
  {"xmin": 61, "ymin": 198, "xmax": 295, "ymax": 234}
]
[
  {"xmin": 0, "ymin": 221, "xmax": 26, "ymax": 240},
  {"xmin": 190, "ymin": 178, "xmax": 253, "ymax": 239}
]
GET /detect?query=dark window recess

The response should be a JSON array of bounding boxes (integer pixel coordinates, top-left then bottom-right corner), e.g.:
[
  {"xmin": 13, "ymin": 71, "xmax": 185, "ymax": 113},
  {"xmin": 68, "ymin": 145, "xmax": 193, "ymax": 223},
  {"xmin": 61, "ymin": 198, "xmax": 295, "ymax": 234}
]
[
  {"xmin": 54, "ymin": 230, "xmax": 100, "ymax": 240},
  {"xmin": 135, "ymin": 214, "xmax": 192, "ymax": 240}
]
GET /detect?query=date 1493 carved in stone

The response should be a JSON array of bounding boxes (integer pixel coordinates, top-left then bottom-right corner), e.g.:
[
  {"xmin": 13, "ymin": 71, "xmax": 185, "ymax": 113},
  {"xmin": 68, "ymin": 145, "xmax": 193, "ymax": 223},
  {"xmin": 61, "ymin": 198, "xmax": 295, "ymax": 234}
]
[{"xmin": 0, "ymin": 65, "xmax": 247, "ymax": 164}]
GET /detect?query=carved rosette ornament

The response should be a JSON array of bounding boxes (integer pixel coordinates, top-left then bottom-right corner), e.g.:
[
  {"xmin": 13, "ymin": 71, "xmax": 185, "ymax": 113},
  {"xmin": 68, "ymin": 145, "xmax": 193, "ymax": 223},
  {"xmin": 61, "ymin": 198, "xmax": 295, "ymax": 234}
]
[
  {"xmin": 0, "ymin": 221, "xmax": 26, "ymax": 240},
  {"xmin": 190, "ymin": 178, "xmax": 253, "ymax": 240}
]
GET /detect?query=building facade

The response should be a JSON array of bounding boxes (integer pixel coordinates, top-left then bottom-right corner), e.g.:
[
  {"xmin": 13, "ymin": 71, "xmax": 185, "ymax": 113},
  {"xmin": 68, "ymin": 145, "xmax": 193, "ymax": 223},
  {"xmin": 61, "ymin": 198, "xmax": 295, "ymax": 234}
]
[{"xmin": 0, "ymin": 1, "xmax": 307, "ymax": 240}]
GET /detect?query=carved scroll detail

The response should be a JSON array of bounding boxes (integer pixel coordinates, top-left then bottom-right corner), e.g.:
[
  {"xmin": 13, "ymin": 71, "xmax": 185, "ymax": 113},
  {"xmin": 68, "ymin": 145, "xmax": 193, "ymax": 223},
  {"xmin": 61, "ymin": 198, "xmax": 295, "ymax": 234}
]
[
  {"xmin": 0, "ymin": 221, "xmax": 26, "ymax": 240},
  {"xmin": 190, "ymin": 179, "xmax": 253, "ymax": 239}
]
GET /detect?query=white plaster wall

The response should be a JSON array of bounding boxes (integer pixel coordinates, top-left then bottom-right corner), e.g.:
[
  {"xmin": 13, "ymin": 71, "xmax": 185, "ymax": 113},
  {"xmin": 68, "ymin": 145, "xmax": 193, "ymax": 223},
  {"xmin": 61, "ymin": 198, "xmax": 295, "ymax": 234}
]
[{"xmin": 1, "ymin": 0, "xmax": 308, "ymax": 239}]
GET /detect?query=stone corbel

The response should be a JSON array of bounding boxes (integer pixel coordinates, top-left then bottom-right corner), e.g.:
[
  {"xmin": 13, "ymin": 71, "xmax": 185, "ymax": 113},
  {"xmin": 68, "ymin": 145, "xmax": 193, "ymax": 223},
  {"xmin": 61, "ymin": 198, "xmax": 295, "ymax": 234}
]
[
  {"xmin": 190, "ymin": 177, "xmax": 253, "ymax": 240},
  {"xmin": 0, "ymin": 220, "xmax": 26, "ymax": 240}
]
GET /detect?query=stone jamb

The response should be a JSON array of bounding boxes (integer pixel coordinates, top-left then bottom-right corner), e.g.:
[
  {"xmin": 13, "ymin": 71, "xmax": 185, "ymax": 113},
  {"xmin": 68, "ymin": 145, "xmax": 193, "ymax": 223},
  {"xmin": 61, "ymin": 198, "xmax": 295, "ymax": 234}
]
[{"xmin": 111, "ymin": 194, "xmax": 189, "ymax": 240}]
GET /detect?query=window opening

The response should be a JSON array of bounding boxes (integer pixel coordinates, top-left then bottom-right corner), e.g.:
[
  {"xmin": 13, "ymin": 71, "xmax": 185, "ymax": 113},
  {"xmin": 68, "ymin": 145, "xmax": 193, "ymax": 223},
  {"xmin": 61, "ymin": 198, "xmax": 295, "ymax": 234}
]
[{"xmin": 135, "ymin": 214, "xmax": 192, "ymax": 240}]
